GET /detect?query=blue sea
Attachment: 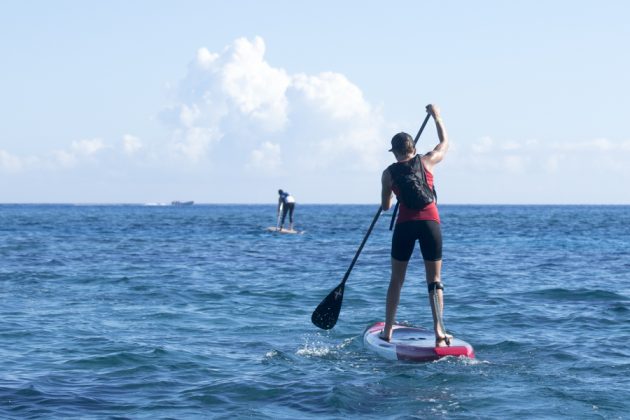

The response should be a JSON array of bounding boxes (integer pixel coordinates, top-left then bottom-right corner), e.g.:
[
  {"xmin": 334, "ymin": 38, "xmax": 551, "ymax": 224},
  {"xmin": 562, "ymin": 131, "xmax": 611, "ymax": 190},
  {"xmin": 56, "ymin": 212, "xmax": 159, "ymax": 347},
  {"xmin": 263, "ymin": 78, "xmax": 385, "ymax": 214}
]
[{"xmin": 1, "ymin": 204, "xmax": 629, "ymax": 419}]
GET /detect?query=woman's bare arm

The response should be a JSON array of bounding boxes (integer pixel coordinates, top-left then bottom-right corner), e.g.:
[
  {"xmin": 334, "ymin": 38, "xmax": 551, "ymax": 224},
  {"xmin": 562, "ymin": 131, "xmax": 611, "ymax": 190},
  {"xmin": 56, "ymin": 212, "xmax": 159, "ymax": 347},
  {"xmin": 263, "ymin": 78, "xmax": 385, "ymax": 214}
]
[
  {"xmin": 381, "ymin": 169, "xmax": 394, "ymax": 211},
  {"xmin": 422, "ymin": 104, "xmax": 449, "ymax": 172}
]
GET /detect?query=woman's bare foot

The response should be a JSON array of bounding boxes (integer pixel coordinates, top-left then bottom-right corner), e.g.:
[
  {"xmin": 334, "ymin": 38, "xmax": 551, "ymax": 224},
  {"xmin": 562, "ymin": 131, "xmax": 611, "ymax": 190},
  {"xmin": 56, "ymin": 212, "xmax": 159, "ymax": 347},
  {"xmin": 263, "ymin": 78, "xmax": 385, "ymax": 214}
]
[
  {"xmin": 379, "ymin": 330, "xmax": 391, "ymax": 342},
  {"xmin": 435, "ymin": 333, "xmax": 453, "ymax": 347}
]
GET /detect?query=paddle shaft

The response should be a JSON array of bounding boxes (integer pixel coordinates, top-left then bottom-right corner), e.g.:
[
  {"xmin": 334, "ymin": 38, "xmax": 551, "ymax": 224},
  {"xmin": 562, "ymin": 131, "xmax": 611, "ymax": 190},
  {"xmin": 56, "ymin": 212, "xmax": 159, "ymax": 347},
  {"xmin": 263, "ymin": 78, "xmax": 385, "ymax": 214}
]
[
  {"xmin": 339, "ymin": 206, "xmax": 383, "ymax": 287},
  {"xmin": 388, "ymin": 112, "xmax": 432, "ymax": 230},
  {"xmin": 276, "ymin": 202, "xmax": 283, "ymax": 229},
  {"xmin": 310, "ymin": 206, "xmax": 382, "ymax": 329}
]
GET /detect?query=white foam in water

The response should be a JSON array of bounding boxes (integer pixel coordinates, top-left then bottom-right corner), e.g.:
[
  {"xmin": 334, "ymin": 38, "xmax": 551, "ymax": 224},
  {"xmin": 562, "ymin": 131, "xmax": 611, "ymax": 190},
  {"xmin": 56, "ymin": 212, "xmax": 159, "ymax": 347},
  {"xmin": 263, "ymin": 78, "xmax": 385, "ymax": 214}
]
[
  {"xmin": 264, "ymin": 349, "xmax": 279, "ymax": 359},
  {"xmin": 296, "ymin": 342, "xmax": 331, "ymax": 358}
]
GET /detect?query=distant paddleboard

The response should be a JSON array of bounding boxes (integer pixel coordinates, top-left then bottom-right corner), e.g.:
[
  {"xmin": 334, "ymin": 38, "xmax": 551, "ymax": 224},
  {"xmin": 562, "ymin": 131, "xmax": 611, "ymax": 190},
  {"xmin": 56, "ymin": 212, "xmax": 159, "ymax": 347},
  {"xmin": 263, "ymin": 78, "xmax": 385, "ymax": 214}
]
[
  {"xmin": 364, "ymin": 322, "xmax": 474, "ymax": 362},
  {"xmin": 265, "ymin": 227, "xmax": 304, "ymax": 235}
]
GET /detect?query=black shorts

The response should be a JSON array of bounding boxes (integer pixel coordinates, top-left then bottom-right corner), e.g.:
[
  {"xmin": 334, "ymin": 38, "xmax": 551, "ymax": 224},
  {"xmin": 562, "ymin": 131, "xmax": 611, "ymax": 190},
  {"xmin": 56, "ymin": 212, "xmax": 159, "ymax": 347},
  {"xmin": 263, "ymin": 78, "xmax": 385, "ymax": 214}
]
[
  {"xmin": 281, "ymin": 202, "xmax": 295, "ymax": 222},
  {"xmin": 391, "ymin": 220, "xmax": 442, "ymax": 262}
]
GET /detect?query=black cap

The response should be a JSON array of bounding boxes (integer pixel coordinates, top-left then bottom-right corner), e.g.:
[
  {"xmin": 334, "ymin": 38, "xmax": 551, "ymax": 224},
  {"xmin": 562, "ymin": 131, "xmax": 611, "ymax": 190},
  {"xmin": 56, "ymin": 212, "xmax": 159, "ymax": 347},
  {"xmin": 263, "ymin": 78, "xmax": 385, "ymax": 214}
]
[{"xmin": 388, "ymin": 132, "xmax": 414, "ymax": 152}]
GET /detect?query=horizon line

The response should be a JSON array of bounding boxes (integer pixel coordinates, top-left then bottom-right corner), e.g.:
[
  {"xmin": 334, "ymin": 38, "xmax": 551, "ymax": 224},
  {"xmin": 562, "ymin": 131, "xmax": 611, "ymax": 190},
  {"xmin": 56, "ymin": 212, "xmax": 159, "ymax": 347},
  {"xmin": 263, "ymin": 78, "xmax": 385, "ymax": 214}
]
[{"xmin": 0, "ymin": 202, "xmax": 628, "ymax": 206}]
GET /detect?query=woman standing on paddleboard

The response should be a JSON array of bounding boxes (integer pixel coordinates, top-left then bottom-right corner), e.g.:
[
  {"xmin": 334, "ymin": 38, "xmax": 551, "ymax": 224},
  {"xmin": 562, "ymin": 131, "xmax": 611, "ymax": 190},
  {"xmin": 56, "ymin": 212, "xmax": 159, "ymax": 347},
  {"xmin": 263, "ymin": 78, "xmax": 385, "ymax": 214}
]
[
  {"xmin": 380, "ymin": 104, "xmax": 450, "ymax": 347},
  {"xmin": 277, "ymin": 189, "xmax": 296, "ymax": 231}
]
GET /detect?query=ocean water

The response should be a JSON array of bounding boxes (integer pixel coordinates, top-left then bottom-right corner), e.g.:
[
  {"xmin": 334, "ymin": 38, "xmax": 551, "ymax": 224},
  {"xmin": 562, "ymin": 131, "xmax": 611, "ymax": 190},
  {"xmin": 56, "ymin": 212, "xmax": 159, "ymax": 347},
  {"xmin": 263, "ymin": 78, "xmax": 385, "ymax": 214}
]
[{"xmin": 1, "ymin": 204, "xmax": 629, "ymax": 419}]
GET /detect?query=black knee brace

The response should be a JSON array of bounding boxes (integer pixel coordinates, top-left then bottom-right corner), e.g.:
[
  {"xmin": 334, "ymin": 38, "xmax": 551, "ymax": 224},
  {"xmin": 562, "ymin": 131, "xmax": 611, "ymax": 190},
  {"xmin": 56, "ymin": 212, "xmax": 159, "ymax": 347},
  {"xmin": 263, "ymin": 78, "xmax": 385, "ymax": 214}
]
[{"xmin": 427, "ymin": 282, "xmax": 444, "ymax": 293}]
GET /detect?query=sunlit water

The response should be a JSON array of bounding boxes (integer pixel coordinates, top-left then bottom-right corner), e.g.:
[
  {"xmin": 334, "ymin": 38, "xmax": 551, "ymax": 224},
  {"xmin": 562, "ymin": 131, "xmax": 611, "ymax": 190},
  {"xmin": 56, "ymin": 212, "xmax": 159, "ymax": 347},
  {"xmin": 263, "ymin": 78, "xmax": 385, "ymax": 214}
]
[{"xmin": 1, "ymin": 204, "xmax": 629, "ymax": 418}]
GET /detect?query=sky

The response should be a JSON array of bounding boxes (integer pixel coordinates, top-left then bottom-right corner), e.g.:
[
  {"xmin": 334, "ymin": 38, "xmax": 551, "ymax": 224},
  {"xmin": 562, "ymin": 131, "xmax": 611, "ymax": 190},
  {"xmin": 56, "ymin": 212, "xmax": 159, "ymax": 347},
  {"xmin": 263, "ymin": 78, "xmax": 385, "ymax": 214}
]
[{"xmin": 1, "ymin": 1, "xmax": 629, "ymax": 204}]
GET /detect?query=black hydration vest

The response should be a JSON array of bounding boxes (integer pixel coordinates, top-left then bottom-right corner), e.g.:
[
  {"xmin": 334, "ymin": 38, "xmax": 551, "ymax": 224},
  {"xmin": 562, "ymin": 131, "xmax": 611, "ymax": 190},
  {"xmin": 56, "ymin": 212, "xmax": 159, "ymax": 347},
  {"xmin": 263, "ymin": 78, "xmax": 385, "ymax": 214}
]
[{"xmin": 387, "ymin": 155, "xmax": 436, "ymax": 209}]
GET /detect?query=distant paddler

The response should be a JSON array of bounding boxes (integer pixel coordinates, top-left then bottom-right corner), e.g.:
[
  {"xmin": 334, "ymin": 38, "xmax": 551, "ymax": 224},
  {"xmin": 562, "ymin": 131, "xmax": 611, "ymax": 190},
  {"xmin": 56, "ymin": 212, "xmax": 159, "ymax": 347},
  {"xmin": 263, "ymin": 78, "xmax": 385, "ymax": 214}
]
[{"xmin": 277, "ymin": 189, "xmax": 296, "ymax": 231}]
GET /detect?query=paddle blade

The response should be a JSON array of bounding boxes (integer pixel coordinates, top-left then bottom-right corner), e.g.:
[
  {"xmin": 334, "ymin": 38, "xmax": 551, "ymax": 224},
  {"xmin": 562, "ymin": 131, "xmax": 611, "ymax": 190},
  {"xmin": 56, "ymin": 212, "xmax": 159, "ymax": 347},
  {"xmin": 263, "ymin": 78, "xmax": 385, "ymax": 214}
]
[{"xmin": 311, "ymin": 282, "xmax": 345, "ymax": 330}]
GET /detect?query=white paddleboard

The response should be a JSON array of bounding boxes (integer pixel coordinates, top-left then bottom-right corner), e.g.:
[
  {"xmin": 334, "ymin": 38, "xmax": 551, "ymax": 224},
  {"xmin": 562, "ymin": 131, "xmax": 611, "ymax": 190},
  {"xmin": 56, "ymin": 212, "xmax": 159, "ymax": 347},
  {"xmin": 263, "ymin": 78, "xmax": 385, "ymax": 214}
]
[
  {"xmin": 364, "ymin": 322, "xmax": 474, "ymax": 362},
  {"xmin": 265, "ymin": 227, "xmax": 304, "ymax": 234}
]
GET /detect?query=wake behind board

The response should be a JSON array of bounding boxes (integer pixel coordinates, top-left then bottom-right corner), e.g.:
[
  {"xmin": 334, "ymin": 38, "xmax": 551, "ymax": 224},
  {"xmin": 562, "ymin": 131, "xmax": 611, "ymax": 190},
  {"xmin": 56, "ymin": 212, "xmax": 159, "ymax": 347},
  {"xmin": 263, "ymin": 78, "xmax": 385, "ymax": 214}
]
[
  {"xmin": 265, "ymin": 226, "xmax": 304, "ymax": 234},
  {"xmin": 364, "ymin": 322, "xmax": 474, "ymax": 362}
]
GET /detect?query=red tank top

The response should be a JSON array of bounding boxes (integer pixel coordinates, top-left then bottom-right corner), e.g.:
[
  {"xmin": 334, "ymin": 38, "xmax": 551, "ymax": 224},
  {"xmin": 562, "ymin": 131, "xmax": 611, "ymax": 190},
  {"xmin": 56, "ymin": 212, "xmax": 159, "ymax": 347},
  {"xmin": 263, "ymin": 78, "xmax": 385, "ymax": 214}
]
[{"xmin": 390, "ymin": 157, "xmax": 440, "ymax": 224}]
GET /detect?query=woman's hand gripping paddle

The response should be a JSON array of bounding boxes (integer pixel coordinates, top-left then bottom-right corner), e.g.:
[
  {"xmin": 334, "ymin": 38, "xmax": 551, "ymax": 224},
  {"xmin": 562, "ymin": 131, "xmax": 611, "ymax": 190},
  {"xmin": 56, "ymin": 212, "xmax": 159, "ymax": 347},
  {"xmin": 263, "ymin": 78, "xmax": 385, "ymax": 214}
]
[{"xmin": 311, "ymin": 111, "xmax": 433, "ymax": 330}]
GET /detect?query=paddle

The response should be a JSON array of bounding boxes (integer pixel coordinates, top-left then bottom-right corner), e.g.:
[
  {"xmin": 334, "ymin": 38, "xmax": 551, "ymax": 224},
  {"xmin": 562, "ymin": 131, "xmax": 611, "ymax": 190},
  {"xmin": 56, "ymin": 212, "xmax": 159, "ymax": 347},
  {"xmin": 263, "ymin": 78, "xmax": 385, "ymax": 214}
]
[
  {"xmin": 276, "ymin": 202, "xmax": 283, "ymax": 230},
  {"xmin": 388, "ymin": 112, "xmax": 432, "ymax": 230},
  {"xmin": 311, "ymin": 112, "xmax": 432, "ymax": 330}
]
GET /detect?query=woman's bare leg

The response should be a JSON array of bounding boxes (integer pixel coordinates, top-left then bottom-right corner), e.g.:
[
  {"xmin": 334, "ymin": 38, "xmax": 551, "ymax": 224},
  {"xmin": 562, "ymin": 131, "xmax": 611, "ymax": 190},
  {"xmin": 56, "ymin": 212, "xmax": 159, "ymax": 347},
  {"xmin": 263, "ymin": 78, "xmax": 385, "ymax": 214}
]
[
  {"xmin": 381, "ymin": 258, "xmax": 409, "ymax": 341},
  {"xmin": 424, "ymin": 259, "xmax": 451, "ymax": 346}
]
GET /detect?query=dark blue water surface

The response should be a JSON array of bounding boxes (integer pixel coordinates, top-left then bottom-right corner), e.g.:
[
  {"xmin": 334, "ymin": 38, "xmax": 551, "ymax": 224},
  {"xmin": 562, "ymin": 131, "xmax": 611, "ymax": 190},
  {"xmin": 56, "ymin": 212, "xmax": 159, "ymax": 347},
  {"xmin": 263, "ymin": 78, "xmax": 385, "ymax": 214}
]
[{"xmin": 1, "ymin": 204, "xmax": 629, "ymax": 419}]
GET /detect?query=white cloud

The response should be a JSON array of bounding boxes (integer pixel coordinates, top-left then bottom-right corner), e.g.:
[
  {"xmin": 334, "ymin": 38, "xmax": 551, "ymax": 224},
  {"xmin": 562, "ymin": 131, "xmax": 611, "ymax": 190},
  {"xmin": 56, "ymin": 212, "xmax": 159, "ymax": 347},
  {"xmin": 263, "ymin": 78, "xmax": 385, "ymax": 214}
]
[
  {"xmin": 173, "ymin": 35, "xmax": 291, "ymax": 136},
  {"xmin": 291, "ymin": 72, "xmax": 370, "ymax": 120},
  {"xmin": 196, "ymin": 48, "xmax": 219, "ymax": 70},
  {"xmin": 503, "ymin": 155, "xmax": 527, "ymax": 173},
  {"xmin": 286, "ymin": 71, "xmax": 385, "ymax": 170},
  {"xmin": 164, "ymin": 36, "xmax": 387, "ymax": 170},
  {"xmin": 122, "ymin": 134, "xmax": 142, "ymax": 155},
  {"xmin": 72, "ymin": 138, "xmax": 105, "ymax": 156},
  {"xmin": 471, "ymin": 136, "xmax": 494, "ymax": 154},
  {"xmin": 249, "ymin": 141, "xmax": 282, "ymax": 172},
  {"xmin": 545, "ymin": 155, "xmax": 562, "ymax": 172},
  {"xmin": 549, "ymin": 137, "xmax": 622, "ymax": 152},
  {"xmin": 221, "ymin": 37, "xmax": 290, "ymax": 131},
  {"xmin": 5, "ymin": 37, "xmax": 388, "ymax": 181},
  {"xmin": 173, "ymin": 126, "xmax": 221, "ymax": 162},
  {"xmin": 53, "ymin": 138, "xmax": 106, "ymax": 167},
  {"xmin": 0, "ymin": 150, "xmax": 24, "ymax": 172},
  {"xmin": 179, "ymin": 104, "xmax": 201, "ymax": 128},
  {"xmin": 53, "ymin": 150, "xmax": 77, "ymax": 167},
  {"xmin": 501, "ymin": 141, "xmax": 522, "ymax": 151},
  {"xmin": 592, "ymin": 138, "xmax": 612, "ymax": 151},
  {"xmin": 460, "ymin": 136, "xmax": 630, "ymax": 175}
]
